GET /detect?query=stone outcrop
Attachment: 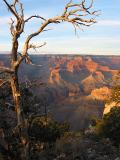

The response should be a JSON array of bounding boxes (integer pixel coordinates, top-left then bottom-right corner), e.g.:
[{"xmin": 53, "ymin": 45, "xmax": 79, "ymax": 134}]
[
  {"xmin": 49, "ymin": 55, "xmax": 119, "ymax": 98},
  {"xmin": 49, "ymin": 67, "xmax": 62, "ymax": 84},
  {"xmin": 66, "ymin": 57, "xmax": 83, "ymax": 72},
  {"xmin": 85, "ymin": 58, "xmax": 98, "ymax": 73},
  {"xmin": 103, "ymin": 102, "xmax": 120, "ymax": 115},
  {"xmin": 91, "ymin": 87, "xmax": 111, "ymax": 100}
]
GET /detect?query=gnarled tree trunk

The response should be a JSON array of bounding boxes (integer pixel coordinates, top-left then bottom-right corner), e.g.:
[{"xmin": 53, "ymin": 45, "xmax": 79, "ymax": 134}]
[
  {"xmin": 10, "ymin": 35, "xmax": 29, "ymax": 159},
  {"xmin": 10, "ymin": 71, "xmax": 29, "ymax": 160}
]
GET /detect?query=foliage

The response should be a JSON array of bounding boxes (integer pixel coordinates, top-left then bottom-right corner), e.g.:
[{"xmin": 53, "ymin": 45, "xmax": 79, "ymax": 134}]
[
  {"xmin": 0, "ymin": 83, "xmax": 12, "ymax": 111},
  {"xmin": 29, "ymin": 115, "xmax": 69, "ymax": 144},
  {"xmin": 0, "ymin": 154, "xmax": 5, "ymax": 160},
  {"xmin": 95, "ymin": 106, "xmax": 120, "ymax": 146},
  {"xmin": 55, "ymin": 132, "xmax": 82, "ymax": 154},
  {"xmin": 93, "ymin": 71, "xmax": 120, "ymax": 146},
  {"xmin": 21, "ymin": 87, "xmax": 34, "ymax": 115},
  {"xmin": 110, "ymin": 85, "xmax": 120, "ymax": 104},
  {"xmin": 110, "ymin": 71, "xmax": 120, "ymax": 104}
]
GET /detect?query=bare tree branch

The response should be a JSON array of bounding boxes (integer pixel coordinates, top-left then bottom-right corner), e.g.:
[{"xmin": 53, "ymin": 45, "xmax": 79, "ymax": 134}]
[
  {"xmin": 42, "ymin": 28, "xmax": 53, "ymax": 32},
  {"xmin": 0, "ymin": 80, "xmax": 9, "ymax": 87},
  {"xmin": 21, "ymin": 0, "xmax": 98, "ymax": 57},
  {"xmin": 3, "ymin": 0, "xmax": 19, "ymax": 19},
  {"xmin": 3, "ymin": 0, "xmax": 98, "ymax": 67},
  {"xmin": 28, "ymin": 42, "xmax": 47, "ymax": 50},
  {"xmin": 0, "ymin": 67, "xmax": 14, "ymax": 74},
  {"xmin": 9, "ymin": 18, "xmax": 15, "ymax": 36},
  {"xmin": 25, "ymin": 15, "xmax": 46, "ymax": 23}
]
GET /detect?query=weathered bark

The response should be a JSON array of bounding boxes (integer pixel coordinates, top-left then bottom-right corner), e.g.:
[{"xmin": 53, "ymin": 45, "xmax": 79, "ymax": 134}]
[
  {"xmin": 10, "ymin": 36, "xmax": 29, "ymax": 159},
  {"xmin": 10, "ymin": 73, "xmax": 23, "ymax": 125},
  {"xmin": 10, "ymin": 71, "xmax": 29, "ymax": 160}
]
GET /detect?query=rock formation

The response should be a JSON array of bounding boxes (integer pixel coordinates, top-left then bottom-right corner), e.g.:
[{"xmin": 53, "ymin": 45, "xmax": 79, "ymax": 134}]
[{"xmin": 103, "ymin": 102, "xmax": 120, "ymax": 115}]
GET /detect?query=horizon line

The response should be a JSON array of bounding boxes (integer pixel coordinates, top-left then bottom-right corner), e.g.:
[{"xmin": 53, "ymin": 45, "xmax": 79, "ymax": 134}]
[{"xmin": 0, "ymin": 51, "xmax": 119, "ymax": 56}]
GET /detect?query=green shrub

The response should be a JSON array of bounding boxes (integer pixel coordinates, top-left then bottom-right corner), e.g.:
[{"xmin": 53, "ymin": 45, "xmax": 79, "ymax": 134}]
[
  {"xmin": 29, "ymin": 115, "xmax": 69, "ymax": 144},
  {"xmin": 95, "ymin": 106, "xmax": 120, "ymax": 146}
]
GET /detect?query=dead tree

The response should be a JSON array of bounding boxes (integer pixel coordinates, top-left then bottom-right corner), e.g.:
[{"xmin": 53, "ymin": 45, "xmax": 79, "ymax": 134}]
[{"xmin": 1, "ymin": 0, "xmax": 99, "ymax": 159}]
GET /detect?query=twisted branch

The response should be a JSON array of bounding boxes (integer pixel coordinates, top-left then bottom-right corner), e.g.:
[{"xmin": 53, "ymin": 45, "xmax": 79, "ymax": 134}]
[
  {"xmin": 3, "ymin": 0, "xmax": 99, "ymax": 68},
  {"xmin": 0, "ymin": 67, "xmax": 14, "ymax": 74},
  {"xmin": 25, "ymin": 15, "xmax": 46, "ymax": 23}
]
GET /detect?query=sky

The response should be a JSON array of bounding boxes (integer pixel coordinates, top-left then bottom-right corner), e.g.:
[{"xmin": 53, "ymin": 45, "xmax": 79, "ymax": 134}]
[{"xmin": 0, "ymin": 0, "xmax": 120, "ymax": 55}]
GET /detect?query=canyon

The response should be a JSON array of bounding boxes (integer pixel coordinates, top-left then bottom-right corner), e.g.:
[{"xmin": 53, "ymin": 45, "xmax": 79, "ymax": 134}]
[{"xmin": 0, "ymin": 54, "xmax": 120, "ymax": 130}]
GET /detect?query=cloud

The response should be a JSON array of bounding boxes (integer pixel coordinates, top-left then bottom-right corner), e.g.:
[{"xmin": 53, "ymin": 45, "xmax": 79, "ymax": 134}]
[
  {"xmin": 0, "ymin": 43, "xmax": 11, "ymax": 51},
  {"xmin": 0, "ymin": 15, "xmax": 120, "ymax": 55},
  {"xmin": 0, "ymin": 36, "xmax": 120, "ymax": 55},
  {"xmin": 40, "ymin": 37, "xmax": 120, "ymax": 55},
  {"xmin": 0, "ymin": 17, "xmax": 11, "ymax": 37},
  {"xmin": 0, "ymin": 16, "xmax": 11, "ymax": 25},
  {"xmin": 96, "ymin": 20, "xmax": 120, "ymax": 27}
]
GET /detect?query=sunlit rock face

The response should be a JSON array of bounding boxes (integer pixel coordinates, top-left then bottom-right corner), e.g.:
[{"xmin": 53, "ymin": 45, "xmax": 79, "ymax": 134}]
[
  {"xmin": 49, "ymin": 55, "xmax": 119, "ymax": 98},
  {"xmin": 0, "ymin": 54, "xmax": 119, "ymax": 130},
  {"xmin": 90, "ymin": 87, "xmax": 111, "ymax": 101},
  {"xmin": 103, "ymin": 102, "xmax": 120, "ymax": 115},
  {"xmin": 66, "ymin": 57, "xmax": 83, "ymax": 72},
  {"xmin": 81, "ymin": 73, "xmax": 105, "ymax": 94},
  {"xmin": 85, "ymin": 57, "xmax": 98, "ymax": 73},
  {"xmin": 49, "ymin": 67, "xmax": 62, "ymax": 84}
]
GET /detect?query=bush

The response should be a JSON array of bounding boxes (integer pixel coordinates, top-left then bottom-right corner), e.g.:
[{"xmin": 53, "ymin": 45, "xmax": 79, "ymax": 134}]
[
  {"xmin": 29, "ymin": 115, "xmax": 69, "ymax": 144},
  {"xmin": 55, "ymin": 132, "xmax": 82, "ymax": 155},
  {"xmin": 95, "ymin": 106, "xmax": 120, "ymax": 146}
]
